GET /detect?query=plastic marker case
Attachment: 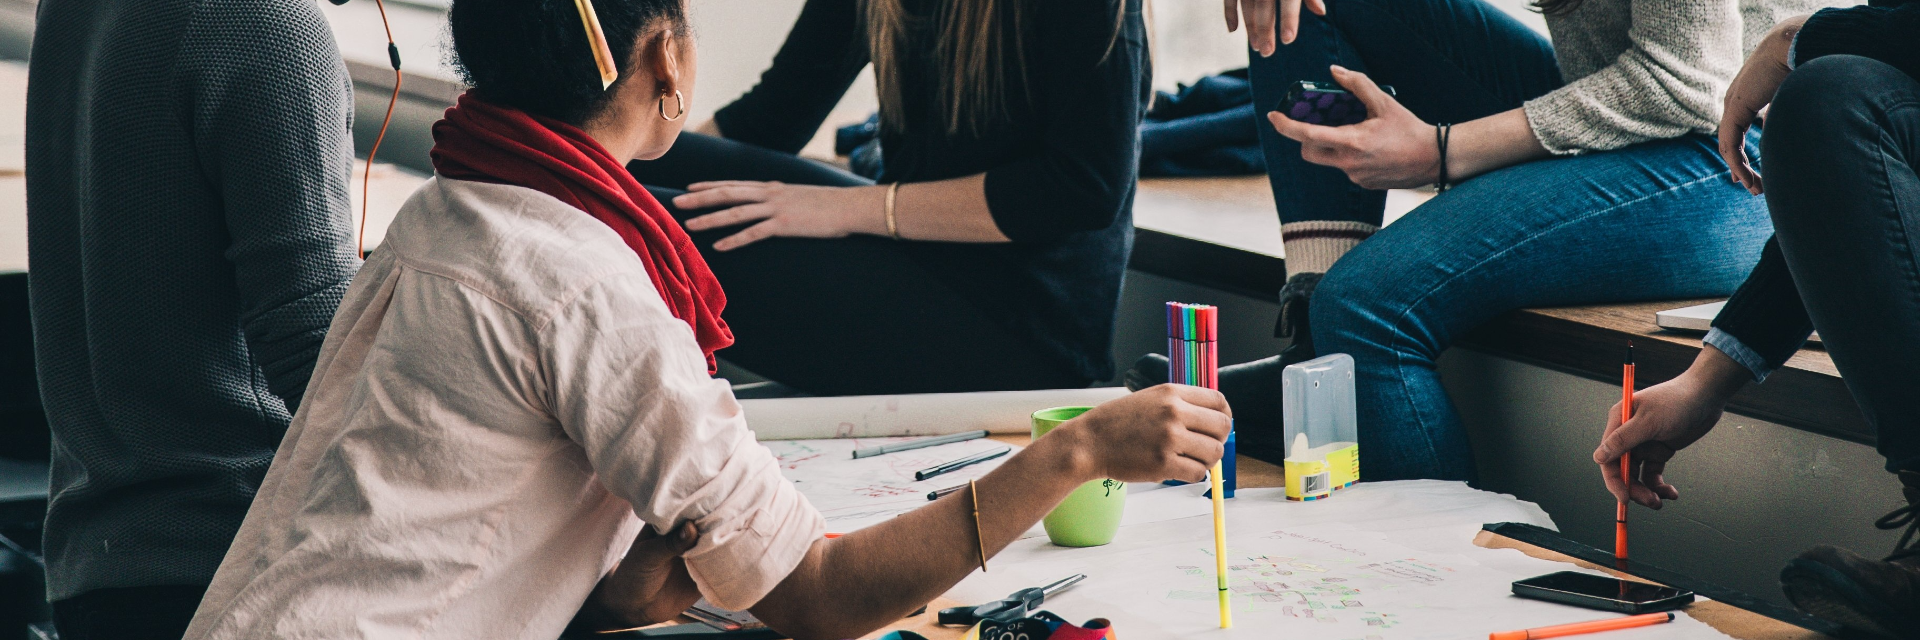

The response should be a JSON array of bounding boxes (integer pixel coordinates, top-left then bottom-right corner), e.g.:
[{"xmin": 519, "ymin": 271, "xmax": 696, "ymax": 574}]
[{"xmin": 1282, "ymin": 354, "xmax": 1360, "ymax": 501}]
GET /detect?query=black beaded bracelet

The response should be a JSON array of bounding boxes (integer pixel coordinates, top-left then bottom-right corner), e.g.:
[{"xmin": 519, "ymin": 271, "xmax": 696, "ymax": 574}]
[{"xmin": 1435, "ymin": 122, "xmax": 1453, "ymax": 193}]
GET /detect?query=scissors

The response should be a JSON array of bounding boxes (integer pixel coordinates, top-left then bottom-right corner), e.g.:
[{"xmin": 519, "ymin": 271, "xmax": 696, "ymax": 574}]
[{"xmin": 936, "ymin": 574, "xmax": 1087, "ymax": 626}]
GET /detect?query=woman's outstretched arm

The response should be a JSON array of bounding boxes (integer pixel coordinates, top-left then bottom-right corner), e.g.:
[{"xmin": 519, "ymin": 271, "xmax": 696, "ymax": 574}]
[{"xmin": 750, "ymin": 384, "xmax": 1232, "ymax": 640}]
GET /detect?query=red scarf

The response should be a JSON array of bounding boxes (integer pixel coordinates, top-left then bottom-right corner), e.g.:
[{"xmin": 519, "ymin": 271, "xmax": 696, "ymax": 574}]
[{"xmin": 430, "ymin": 92, "xmax": 732, "ymax": 371}]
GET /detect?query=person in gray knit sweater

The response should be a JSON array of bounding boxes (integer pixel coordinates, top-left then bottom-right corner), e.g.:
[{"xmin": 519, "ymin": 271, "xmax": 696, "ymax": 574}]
[
  {"xmin": 23, "ymin": 0, "xmax": 360, "ymax": 636},
  {"xmin": 1130, "ymin": 0, "xmax": 1845, "ymax": 479}
]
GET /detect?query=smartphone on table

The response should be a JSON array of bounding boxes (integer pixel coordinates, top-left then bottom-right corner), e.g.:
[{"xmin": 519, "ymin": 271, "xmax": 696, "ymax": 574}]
[
  {"xmin": 1512, "ymin": 571, "xmax": 1695, "ymax": 614},
  {"xmin": 1278, "ymin": 80, "xmax": 1398, "ymax": 127}
]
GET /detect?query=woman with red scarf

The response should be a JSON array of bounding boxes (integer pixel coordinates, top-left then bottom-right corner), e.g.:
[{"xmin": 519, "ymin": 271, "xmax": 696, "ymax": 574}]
[{"xmin": 180, "ymin": 1, "xmax": 1228, "ymax": 639}]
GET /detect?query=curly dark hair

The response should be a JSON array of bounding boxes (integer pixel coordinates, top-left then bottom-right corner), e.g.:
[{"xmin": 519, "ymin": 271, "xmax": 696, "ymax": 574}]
[{"xmin": 448, "ymin": 0, "xmax": 688, "ymax": 124}]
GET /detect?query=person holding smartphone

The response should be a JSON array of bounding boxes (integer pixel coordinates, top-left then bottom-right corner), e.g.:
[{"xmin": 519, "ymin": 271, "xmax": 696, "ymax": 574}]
[
  {"xmin": 1595, "ymin": 6, "xmax": 1920, "ymax": 637},
  {"xmin": 1131, "ymin": 0, "xmax": 1841, "ymax": 480}
]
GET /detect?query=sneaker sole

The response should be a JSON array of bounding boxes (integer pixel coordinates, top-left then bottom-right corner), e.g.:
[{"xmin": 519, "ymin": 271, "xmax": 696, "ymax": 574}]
[{"xmin": 1780, "ymin": 558, "xmax": 1918, "ymax": 639}]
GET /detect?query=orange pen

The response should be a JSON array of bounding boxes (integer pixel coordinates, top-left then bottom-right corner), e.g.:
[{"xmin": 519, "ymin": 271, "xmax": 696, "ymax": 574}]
[
  {"xmin": 1616, "ymin": 343, "xmax": 1633, "ymax": 570},
  {"xmin": 1491, "ymin": 612, "xmax": 1675, "ymax": 640}
]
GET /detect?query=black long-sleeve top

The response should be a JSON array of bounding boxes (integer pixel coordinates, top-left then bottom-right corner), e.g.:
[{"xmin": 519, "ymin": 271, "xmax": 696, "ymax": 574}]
[
  {"xmin": 713, "ymin": 0, "xmax": 1150, "ymax": 382},
  {"xmin": 1709, "ymin": 0, "xmax": 1919, "ymax": 379}
]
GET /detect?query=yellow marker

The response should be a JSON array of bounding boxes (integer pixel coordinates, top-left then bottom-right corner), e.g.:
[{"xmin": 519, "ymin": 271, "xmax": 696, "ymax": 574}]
[
  {"xmin": 1210, "ymin": 460, "xmax": 1231, "ymax": 628},
  {"xmin": 572, "ymin": 0, "xmax": 618, "ymax": 89}
]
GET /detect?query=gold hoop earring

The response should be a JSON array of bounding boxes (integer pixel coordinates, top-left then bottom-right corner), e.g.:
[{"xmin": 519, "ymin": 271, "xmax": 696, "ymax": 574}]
[{"xmin": 658, "ymin": 90, "xmax": 686, "ymax": 121}]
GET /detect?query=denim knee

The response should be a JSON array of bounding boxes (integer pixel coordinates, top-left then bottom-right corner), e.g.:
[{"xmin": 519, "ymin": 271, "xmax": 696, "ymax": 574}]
[{"xmin": 1308, "ymin": 259, "xmax": 1395, "ymax": 355}]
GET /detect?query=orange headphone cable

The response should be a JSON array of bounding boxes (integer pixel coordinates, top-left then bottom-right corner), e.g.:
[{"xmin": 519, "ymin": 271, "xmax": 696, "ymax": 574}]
[{"xmin": 359, "ymin": 0, "xmax": 402, "ymax": 259}]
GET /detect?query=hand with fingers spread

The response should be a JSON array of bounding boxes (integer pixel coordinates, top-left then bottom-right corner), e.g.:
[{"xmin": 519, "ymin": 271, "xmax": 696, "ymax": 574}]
[
  {"xmin": 573, "ymin": 522, "xmax": 704, "ymax": 632},
  {"xmin": 1223, "ymin": 0, "xmax": 1327, "ymax": 56},
  {"xmin": 1267, "ymin": 65, "xmax": 1440, "ymax": 190},
  {"xmin": 1718, "ymin": 15, "xmax": 1809, "ymax": 196},
  {"xmin": 1593, "ymin": 347, "xmax": 1752, "ymax": 509},
  {"xmin": 675, "ymin": 181, "xmax": 883, "ymax": 252}
]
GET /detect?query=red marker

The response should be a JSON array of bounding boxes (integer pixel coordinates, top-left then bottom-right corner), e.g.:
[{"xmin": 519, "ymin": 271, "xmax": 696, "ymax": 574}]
[{"xmin": 1616, "ymin": 342, "xmax": 1634, "ymax": 570}]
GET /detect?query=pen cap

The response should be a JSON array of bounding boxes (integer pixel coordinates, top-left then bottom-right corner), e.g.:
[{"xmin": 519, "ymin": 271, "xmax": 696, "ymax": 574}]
[{"xmin": 1489, "ymin": 631, "xmax": 1528, "ymax": 640}]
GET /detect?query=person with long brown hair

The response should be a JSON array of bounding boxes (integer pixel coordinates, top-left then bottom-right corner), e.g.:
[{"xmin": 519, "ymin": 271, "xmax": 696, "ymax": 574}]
[
  {"xmin": 627, "ymin": 0, "xmax": 1148, "ymax": 396},
  {"xmin": 1128, "ymin": 0, "xmax": 1843, "ymax": 480}
]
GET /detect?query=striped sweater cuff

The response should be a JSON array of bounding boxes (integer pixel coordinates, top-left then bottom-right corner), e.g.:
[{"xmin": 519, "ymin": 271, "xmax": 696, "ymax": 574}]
[{"xmin": 1281, "ymin": 221, "xmax": 1376, "ymax": 277}]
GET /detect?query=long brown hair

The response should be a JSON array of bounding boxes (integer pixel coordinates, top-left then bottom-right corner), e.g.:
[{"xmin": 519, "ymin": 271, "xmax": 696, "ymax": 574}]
[{"xmin": 866, "ymin": 0, "xmax": 1128, "ymax": 136}]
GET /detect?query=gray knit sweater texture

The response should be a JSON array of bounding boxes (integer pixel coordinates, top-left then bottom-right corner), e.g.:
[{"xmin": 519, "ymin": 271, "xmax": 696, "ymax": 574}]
[
  {"xmin": 1524, "ymin": 0, "xmax": 1849, "ymax": 154},
  {"xmin": 25, "ymin": 0, "xmax": 360, "ymax": 600}
]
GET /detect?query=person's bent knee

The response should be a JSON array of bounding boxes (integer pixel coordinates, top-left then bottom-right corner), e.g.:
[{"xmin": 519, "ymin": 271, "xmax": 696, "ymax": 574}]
[
  {"xmin": 1768, "ymin": 55, "xmax": 1909, "ymax": 138},
  {"xmin": 1764, "ymin": 55, "xmax": 1918, "ymax": 229},
  {"xmin": 1308, "ymin": 262, "xmax": 1389, "ymax": 351}
]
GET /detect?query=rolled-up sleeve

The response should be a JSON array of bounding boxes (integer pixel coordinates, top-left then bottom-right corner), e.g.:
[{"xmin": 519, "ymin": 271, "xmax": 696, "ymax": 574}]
[
  {"xmin": 1709, "ymin": 237, "xmax": 1815, "ymax": 382},
  {"xmin": 543, "ymin": 274, "xmax": 824, "ymax": 611},
  {"xmin": 982, "ymin": 0, "xmax": 1147, "ymax": 243},
  {"xmin": 1522, "ymin": 0, "xmax": 1742, "ymax": 154}
]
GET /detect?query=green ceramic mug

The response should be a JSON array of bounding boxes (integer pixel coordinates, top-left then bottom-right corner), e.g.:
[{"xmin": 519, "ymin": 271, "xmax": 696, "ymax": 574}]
[{"xmin": 1031, "ymin": 406, "xmax": 1127, "ymax": 547}]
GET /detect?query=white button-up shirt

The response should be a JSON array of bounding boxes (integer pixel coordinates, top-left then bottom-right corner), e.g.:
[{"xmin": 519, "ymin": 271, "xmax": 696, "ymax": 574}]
[{"xmin": 186, "ymin": 177, "xmax": 824, "ymax": 640}]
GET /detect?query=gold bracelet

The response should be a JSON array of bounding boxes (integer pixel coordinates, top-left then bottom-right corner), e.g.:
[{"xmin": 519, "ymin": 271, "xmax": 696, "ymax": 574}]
[
  {"xmin": 970, "ymin": 479, "xmax": 987, "ymax": 572},
  {"xmin": 884, "ymin": 182, "xmax": 901, "ymax": 240}
]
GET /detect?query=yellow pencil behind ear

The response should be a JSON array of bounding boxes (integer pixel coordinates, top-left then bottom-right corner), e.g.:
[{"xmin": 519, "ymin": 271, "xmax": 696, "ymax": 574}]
[{"xmin": 572, "ymin": 0, "xmax": 619, "ymax": 89}]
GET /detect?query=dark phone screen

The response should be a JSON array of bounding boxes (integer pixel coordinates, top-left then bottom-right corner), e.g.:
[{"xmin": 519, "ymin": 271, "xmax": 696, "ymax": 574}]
[{"xmin": 1517, "ymin": 572, "xmax": 1687, "ymax": 603}]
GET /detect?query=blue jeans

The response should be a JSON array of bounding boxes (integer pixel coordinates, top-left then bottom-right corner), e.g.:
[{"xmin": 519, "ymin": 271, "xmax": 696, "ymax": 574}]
[
  {"xmin": 1247, "ymin": 0, "xmax": 1774, "ymax": 480},
  {"xmin": 1316, "ymin": 132, "xmax": 1770, "ymax": 481}
]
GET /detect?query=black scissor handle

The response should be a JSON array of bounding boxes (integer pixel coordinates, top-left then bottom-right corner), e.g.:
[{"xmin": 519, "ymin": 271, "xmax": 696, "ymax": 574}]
[
  {"xmin": 936, "ymin": 604, "xmax": 974, "ymax": 626},
  {"xmin": 937, "ymin": 598, "xmax": 1027, "ymax": 626}
]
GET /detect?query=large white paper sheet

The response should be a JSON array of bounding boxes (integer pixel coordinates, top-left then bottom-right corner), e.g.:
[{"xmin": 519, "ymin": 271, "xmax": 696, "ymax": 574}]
[
  {"xmin": 765, "ymin": 436, "xmax": 1020, "ymax": 532},
  {"xmin": 741, "ymin": 388, "xmax": 1130, "ymax": 440},
  {"xmin": 766, "ymin": 437, "xmax": 1227, "ymax": 540},
  {"xmin": 944, "ymin": 482, "xmax": 1731, "ymax": 639},
  {"xmin": 953, "ymin": 519, "xmax": 1730, "ymax": 639}
]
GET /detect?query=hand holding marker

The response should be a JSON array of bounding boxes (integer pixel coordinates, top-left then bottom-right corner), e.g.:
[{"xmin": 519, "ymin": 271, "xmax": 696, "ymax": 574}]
[{"xmin": 1168, "ymin": 301, "xmax": 1231, "ymax": 629}]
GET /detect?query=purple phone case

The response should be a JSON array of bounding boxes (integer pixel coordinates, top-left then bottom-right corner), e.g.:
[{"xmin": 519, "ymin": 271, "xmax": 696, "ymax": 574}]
[{"xmin": 1287, "ymin": 90, "xmax": 1366, "ymax": 126}]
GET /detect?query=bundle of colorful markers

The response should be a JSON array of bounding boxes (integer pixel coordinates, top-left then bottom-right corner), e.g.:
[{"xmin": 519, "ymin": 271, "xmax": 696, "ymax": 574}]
[
  {"xmin": 1165, "ymin": 302, "xmax": 1218, "ymax": 391},
  {"xmin": 1166, "ymin": 302, "xmax": 1231, "ymax": 629}
]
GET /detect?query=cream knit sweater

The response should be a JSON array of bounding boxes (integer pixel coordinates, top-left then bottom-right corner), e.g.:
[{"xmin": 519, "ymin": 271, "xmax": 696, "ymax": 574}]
[{"xmin": 1523, "ymin": 0, "xmax": 1851, "ymax": 154}]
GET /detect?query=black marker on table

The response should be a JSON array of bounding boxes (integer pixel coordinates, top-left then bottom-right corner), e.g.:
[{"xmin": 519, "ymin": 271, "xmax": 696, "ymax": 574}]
[
  {"xmin": 914, "ymin": 446, "xmax": 1011, "ymax": 482},
  {"xmin": 928, "ymin": 484, "xmax": 967, "ymax": 501}
]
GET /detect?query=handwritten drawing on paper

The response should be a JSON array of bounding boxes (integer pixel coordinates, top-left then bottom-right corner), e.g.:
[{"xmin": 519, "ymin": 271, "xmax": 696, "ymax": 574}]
[
  {"xmin": 963, "ymin": 518, "xmax": 1731, "ymax": 640},
  {"xmin": 1144, "ymin": 532, "xmax": 1456, "ymax": 638}
]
